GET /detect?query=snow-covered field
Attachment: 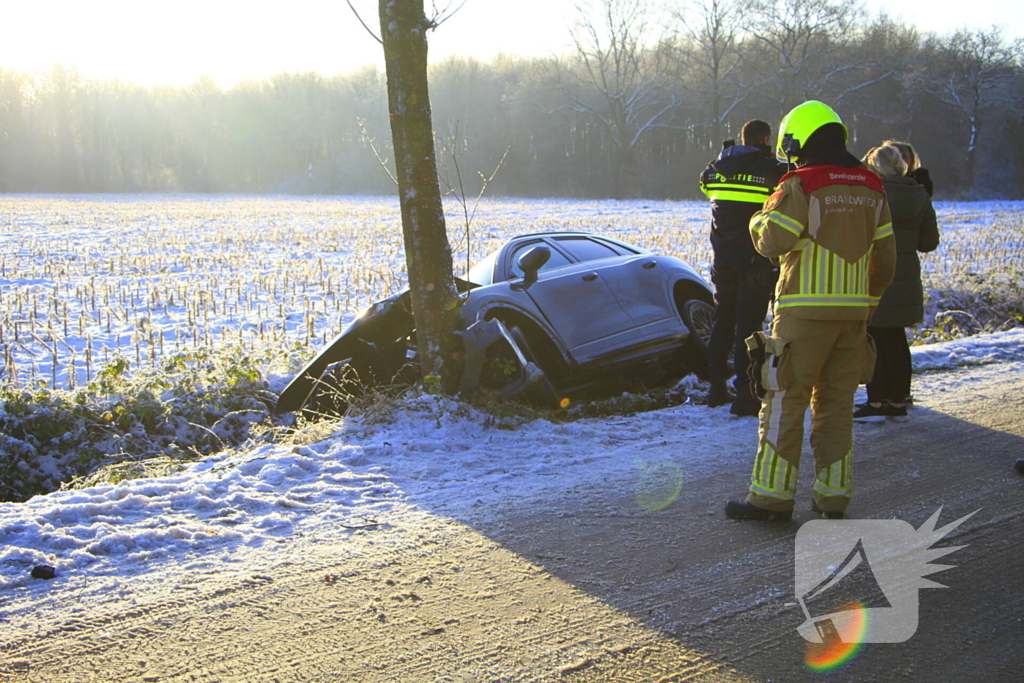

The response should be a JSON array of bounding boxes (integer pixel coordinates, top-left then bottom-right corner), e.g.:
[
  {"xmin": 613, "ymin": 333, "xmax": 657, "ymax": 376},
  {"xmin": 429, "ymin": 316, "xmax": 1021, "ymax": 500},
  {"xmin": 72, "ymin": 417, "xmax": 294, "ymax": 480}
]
[
  {"xmin": 1, "ymin": 195, "xmax": 1023, "ymax": 641},
  {"xmin": 1, "ymin": 195, "xmax": 1021, "ymax": 389}
]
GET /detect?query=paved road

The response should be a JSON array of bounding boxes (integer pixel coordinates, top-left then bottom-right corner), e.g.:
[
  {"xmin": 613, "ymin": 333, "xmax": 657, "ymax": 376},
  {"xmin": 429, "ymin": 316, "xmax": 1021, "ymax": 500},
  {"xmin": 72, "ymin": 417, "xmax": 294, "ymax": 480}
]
[{"xmin": 3, "ymin": 362, "xmax": 1022, "ymax": 682}]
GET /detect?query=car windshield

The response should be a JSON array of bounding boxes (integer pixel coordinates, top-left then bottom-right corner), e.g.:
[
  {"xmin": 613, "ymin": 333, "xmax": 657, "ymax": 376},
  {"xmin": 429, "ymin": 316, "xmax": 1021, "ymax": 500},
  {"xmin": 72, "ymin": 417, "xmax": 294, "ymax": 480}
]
[{"xmin": 467, "ymin": 251, "xmax": 498, "ymax": 286}]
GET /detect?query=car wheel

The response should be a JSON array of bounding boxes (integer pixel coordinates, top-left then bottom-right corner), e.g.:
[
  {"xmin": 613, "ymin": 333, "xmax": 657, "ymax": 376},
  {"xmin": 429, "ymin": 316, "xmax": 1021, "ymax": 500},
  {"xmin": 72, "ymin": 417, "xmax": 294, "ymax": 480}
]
[{"xmin": 680, "ymin": 299, "xmax": 715, "ymax": 380}]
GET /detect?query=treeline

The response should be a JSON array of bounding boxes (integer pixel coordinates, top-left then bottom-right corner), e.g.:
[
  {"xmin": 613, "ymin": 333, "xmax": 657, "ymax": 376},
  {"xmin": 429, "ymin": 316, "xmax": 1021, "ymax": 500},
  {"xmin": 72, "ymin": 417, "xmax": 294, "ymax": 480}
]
[{"xmin": 1, "ymin": 0, "xmax": 1022, "ymax": 199}]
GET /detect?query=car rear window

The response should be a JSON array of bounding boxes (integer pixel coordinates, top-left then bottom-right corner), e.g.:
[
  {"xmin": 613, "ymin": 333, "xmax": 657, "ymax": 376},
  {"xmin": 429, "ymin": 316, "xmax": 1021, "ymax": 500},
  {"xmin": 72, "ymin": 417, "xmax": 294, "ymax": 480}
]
[{"xmin": 553, "ymin": 236, "xmax": 624, "ymax": 263}]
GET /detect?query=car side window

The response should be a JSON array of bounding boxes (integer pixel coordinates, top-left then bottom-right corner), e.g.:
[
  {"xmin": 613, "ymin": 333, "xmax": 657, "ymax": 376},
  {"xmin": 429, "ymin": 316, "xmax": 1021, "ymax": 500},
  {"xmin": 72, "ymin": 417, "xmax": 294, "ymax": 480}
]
[
  {"xmin": 553, "ymin": 237, "xmax": 624, "ymax": 263},
  {"xmin": 507, "ymin": 241, "xmax": 572, "ymax": 279}
]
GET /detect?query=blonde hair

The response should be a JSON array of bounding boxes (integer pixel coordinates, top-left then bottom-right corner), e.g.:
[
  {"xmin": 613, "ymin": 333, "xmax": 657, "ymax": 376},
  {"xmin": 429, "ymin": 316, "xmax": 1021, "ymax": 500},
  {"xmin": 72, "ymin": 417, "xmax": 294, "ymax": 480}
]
[
  {"xmin": 862, "ymin": 145, "xmax": 908, "ymax": 178},
  {"xmin": 882, "ymin": 139, "xmax": 921, "ymax": 172}
]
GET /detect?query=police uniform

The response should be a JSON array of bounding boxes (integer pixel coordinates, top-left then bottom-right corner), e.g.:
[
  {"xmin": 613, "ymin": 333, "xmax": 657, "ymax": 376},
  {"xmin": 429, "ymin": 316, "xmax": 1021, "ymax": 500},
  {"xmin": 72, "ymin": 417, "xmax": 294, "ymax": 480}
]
[{"xmin": 700, "ymin": 145, "xmax": 786, "ymax": 410}]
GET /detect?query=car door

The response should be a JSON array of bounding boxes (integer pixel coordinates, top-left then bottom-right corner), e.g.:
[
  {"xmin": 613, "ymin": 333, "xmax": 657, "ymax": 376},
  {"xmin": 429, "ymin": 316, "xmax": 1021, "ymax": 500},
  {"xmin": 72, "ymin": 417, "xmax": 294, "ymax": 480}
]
[
  {"xmin": 507, "ymin": 239, "xmax": 642, "ymax": 364},
  {"xmin": 551, "ymin": 236, "xmax": 680, "ymax": 343}
]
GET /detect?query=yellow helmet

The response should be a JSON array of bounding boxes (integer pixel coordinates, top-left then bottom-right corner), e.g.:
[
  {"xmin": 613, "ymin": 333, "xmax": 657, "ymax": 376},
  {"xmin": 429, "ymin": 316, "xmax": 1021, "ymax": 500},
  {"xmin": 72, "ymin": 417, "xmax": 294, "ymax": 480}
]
[{"xmin": 776, "ymin": 100, "xmax": 848, "ymax": 162}]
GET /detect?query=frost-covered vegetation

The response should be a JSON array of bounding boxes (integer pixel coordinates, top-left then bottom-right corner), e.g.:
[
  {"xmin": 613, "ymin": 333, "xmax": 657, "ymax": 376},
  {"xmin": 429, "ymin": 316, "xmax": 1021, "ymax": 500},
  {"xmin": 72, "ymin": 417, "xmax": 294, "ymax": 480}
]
[{"xmin": 1, "ymin": 195, "xmax": 1021, "ymax": 502}]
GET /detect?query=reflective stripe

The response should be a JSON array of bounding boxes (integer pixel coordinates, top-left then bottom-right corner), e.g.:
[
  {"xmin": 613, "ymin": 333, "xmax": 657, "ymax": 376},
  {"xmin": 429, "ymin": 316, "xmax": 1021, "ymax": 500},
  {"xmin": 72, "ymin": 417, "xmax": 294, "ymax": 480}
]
[
  {"xmin": 704, "ymin": 182, "xmax": 773, "ymax": 194},
  {"xmin": 766, "ymin": 388, "xmax": 786, "ymax": 446},
  {"xmin": 778, "ymin": 294, "xmax": 873, "ymax": 307},
  {"xmin": 750, "ymin": 442, "xmax": 798, "ymax": 500},
  {"xmin": 814, "ymin": 451, "xmax": 854, "ymax": 497},
  {"xmin": 750, "ymin": 213, "xmax": 768, "ymax": 234},
  {"xmin": 808, "ymin": 196, "xmax": 822, "ymax": 237},
  {"xmin": 787, "ymin": 240, "xmax": 874, "ymax": 309},
  {"xmin": 706, "ymin": 190, "xmax": 772, "ymax": 204},
  {"xmin": 768, "ymin": 210, "xmax": 804, "ymax": 237},
  {"xmin": 874, "ymin": 222, "xmax": 893, "ymax": 240}
]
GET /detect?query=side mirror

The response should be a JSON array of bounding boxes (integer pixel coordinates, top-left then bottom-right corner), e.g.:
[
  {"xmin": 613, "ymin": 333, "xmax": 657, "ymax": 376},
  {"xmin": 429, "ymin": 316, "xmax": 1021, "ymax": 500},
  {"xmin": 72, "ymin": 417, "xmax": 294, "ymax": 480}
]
[{"xmin": 517, "ymin": 246, "xmax": 551, "ymax": 288}]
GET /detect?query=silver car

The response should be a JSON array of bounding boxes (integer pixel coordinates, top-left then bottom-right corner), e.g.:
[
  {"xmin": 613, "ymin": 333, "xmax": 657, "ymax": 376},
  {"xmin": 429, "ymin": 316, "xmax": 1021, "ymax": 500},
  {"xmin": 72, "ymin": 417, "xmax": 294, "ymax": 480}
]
[{"xmin": 275, "ymin": 232, "xmax": 715, "ymax": 416}]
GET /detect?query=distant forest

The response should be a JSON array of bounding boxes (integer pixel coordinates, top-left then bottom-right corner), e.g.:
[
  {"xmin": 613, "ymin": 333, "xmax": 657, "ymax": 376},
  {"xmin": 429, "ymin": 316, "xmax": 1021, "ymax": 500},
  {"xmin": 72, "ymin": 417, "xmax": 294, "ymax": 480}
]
[{"xmin": 1, "ymin": 0, "xmax": 1022, "ymax": 199}]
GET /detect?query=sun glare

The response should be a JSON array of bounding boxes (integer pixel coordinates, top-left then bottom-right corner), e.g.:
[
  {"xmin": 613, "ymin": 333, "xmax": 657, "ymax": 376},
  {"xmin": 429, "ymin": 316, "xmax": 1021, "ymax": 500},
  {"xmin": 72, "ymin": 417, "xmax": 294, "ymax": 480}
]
[{"xmin": 2, "ymin": 0, "xmax": 576, "ymax": 88}]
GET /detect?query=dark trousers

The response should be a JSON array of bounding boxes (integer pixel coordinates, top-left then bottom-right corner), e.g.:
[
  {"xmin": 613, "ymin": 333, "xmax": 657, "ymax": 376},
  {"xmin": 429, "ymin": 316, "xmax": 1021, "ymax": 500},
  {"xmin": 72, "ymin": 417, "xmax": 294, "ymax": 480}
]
[
  {"xmin": 708, "ymin": 264, "xmax": 775, "ymax": 387},
  {"xmin": 866, "ymin": 326, "xmax": 912, "ymax": 403}
]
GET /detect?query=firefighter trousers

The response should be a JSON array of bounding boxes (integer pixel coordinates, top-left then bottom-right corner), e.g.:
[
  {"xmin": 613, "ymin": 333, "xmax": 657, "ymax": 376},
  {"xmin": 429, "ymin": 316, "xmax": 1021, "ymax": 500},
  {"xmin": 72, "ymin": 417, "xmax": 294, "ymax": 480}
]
[{"xmin": 745, "ymin": 314, "xmax": 874, "ymax": 514}]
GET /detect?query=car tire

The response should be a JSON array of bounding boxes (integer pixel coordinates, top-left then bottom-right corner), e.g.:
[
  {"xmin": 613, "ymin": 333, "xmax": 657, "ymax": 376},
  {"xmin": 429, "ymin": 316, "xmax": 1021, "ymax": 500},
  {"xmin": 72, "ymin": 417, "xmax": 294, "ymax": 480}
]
[{"xmin": 680, "ymin": 299, "xmax": 715, "ymax": 380}]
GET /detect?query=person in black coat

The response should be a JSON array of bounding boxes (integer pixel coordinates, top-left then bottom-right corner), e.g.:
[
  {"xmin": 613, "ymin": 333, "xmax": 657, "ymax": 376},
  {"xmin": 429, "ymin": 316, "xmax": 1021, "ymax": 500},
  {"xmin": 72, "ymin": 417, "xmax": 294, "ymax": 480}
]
[
  {"xmin": 884, "ymin": 139, "xmax": 934, "ymax": 197},
  {"xmin": 699, "ymin": 120, "xmax": 787, "ymax": 416},
  {"xmin": 855, "ymin": 144, "xmax": 940, "ymax": 422}
]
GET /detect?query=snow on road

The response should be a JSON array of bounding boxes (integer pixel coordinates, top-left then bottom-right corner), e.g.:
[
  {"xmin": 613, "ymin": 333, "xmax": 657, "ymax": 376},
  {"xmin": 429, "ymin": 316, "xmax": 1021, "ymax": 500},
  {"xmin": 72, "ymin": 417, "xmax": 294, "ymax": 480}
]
[{"xmin": 1, "ymin": 328, "xmax": 1022, "ymax": 639}]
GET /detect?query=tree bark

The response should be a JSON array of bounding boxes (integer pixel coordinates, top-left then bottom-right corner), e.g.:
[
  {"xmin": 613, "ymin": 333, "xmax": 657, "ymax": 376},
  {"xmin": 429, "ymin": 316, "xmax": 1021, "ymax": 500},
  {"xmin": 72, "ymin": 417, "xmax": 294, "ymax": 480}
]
[{"xmin": 379, "ymin": 0, "xmax": 461, "ymax": 391}]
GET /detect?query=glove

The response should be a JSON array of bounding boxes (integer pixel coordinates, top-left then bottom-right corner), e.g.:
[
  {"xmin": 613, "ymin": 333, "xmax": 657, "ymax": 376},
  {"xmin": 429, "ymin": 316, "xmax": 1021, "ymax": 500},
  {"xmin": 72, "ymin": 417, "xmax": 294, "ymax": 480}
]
[{"xmin": 745, "ymin": 331, "xmax": 768, "ymax": 400}]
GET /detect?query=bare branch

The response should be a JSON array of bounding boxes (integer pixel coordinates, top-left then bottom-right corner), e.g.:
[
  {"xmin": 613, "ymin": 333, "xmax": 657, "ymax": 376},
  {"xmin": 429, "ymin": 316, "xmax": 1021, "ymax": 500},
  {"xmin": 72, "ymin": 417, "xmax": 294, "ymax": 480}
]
[
  {"xmin": 429, "ymin": 0, "xmax": 469, "ymax": 29},
  {"xmin": 346, "ymin": 0, "xmax": 383, "ymax": 45},
  {"xmin": 358, "ymin": 117, "xmax": 397, "ymax": 186}
]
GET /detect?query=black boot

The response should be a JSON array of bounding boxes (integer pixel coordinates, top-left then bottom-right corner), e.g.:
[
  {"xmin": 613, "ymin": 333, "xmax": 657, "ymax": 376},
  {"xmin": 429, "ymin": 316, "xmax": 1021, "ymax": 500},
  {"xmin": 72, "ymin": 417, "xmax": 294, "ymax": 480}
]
[
  {"xmin": 811, "ymin": 501, "xmax": 845, "ymax": 519},
  {"xmin": 707, "ymin": 381, "xmax": 733, "ymax": 407},
  {"xmin": 730, "ymin": 385, "xmax": 761, "ymax": 417},
  {"xmin": 725, "ymin": 500, "xmax": 792, "ymax": 521}
]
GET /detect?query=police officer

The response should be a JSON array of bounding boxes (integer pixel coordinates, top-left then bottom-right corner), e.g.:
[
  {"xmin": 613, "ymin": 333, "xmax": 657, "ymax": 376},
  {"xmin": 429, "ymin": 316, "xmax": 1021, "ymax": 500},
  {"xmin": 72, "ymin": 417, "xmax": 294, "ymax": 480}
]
[
  {"xmin": 725, "ymin": 101, "xmax": 897, "ymax": 521},
  {"xmin": 700, "ymin": 120, "xmax": 786, "ymax": 416}
]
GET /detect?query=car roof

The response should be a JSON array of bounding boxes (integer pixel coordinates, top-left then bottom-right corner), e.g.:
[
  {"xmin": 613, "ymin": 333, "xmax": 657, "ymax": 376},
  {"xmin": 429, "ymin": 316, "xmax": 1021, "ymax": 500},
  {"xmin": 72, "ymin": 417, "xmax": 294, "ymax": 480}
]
[
  {"xmin": 508, "ymin": 231, "xmax": 650, "ymax": 252},
  {"xmin": 514, "ymin": 230, "xmax": 600, "ymax": 238}
]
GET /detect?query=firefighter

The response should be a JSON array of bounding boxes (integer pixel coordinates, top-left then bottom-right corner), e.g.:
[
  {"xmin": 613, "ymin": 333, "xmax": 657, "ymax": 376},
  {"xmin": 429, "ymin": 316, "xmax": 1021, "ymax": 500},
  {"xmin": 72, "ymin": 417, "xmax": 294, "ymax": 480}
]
[
  {"xmin": 725, "ymin": 101, "xmax": 897, "ymax": 521},
  {"xmin": 700, "ymin": 120, "xmax": 787, "ymax": 416}
]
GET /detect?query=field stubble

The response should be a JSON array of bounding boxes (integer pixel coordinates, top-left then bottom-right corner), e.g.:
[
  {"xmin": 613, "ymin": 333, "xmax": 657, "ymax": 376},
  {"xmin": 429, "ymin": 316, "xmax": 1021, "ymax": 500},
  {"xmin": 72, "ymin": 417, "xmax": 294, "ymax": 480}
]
[
  {"xmin": 0, "ymin": 195, "xmax": 1021, "ymax": 500},
  {"xmin": 1, "ymin": 195, "xmax": 1021, "ymax": 389}
]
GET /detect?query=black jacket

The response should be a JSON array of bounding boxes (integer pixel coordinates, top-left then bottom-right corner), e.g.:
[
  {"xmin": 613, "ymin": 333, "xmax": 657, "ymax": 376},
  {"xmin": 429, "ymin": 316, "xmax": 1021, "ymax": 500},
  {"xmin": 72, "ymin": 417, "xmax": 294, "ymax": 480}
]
[
  {"xmin": 700, "ymin": 144, "xmax": 787, "ymax": 271},
  {"xmin": 869, "ymin": 176, "xmax": 940, "ymax": 328}
]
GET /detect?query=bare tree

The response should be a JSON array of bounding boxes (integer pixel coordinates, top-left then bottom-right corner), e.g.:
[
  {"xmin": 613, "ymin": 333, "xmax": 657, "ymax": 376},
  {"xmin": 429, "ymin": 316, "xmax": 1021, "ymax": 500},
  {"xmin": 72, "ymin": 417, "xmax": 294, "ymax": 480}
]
[
  {"xmin": 743, "ymin": 0, "xmax": 892, "ymax": 117},
  {"xmin": 558, "ymin": 0, "xmax": 685, "ymax": 196},
  {"xmin": 669, "ymin": 0, "xmax": 745, "ymax": 146},
  {"xmin": 924, "ymin": 27, "xmax": 1024, "ymax": 190},
  {"xmin": 378, "ymin": 0, "xmax": 462, "ymax": 391}
]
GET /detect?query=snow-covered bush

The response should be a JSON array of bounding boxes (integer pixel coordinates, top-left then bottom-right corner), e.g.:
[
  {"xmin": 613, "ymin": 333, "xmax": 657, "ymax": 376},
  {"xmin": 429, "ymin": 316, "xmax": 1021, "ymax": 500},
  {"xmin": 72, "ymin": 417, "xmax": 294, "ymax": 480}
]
[
  {"xmin": 916, "ymin": 266, "xmax": 1024, "ymax": 343},
  {"xmin": 0, "ymin": 346, "xmax": 278, "ymax": 502}
]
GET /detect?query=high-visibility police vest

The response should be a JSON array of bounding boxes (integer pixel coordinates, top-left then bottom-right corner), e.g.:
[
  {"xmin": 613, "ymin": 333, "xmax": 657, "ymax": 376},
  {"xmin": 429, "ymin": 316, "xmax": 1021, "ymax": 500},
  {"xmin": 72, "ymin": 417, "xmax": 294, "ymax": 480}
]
[{"xmin": 700, "ymin": 146, "xmax": 786, "ymax": 271}]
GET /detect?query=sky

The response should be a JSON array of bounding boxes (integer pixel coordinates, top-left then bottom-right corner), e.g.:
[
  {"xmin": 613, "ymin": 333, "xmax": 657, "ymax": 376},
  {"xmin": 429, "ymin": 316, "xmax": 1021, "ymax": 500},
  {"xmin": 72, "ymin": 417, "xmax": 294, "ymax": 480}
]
[
  {"xmin": 2, "ymin": 326, "xmax": 1022, "ymax": 639},
  {"xmin": 1, "ymin": 0, "xmax": 1022, "ymax": 89}
]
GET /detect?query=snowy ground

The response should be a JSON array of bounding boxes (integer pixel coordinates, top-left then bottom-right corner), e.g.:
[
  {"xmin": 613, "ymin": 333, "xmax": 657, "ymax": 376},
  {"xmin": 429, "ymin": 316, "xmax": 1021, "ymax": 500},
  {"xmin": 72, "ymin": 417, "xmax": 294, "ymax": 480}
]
[{"xmin": 2, "ymin": 328, "xmax": 1022, "ymax": 641}]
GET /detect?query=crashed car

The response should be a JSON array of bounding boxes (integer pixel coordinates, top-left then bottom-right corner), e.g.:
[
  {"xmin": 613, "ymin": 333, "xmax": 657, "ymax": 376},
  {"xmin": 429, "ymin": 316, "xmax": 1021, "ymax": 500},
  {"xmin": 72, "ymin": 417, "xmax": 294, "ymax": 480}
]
[{"xmin": 275, "ymin": 231, "xmax": 716, "ymax": 416}]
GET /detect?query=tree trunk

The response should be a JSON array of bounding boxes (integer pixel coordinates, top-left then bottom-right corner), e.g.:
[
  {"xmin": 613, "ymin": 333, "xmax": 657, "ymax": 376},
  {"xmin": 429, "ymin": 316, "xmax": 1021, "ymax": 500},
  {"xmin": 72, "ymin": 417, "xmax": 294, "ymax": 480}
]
[
  {"xmin": 379, "ymin": 0, "xmax": 461, "ymax": 391},
  {"xmin": 966, "ymin": 114, "xmax": 980, "ymax": 191}
]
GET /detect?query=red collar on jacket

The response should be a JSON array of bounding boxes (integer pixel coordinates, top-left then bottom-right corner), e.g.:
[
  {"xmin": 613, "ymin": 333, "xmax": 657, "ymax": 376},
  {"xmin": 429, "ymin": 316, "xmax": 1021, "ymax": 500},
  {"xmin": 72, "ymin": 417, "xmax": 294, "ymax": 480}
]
[{"xmin": 779, "ymin": 164, "xmax": 884, "ymax": 194}]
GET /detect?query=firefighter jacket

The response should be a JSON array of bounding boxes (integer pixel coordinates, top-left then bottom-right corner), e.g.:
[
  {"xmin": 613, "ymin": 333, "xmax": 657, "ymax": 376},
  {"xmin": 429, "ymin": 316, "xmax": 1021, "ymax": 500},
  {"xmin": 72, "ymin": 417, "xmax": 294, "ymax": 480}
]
[
  {"xmin": 700, "ymin": 145, "xmax": 787, "ymax": 272},
  {"xmin": 749, "ymin": 163, "xmax": 897, "ymax": 320}
]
